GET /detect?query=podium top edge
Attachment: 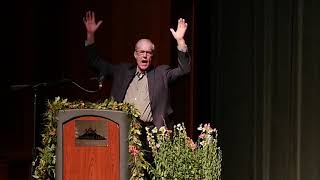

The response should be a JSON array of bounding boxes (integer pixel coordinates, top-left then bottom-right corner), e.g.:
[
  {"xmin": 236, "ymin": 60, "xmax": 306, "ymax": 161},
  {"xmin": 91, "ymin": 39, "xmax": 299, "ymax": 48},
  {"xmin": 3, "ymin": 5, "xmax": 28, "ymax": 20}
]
[{"xmin": 58, "ymin": 109, "xmax": 129, "ymax": 114}]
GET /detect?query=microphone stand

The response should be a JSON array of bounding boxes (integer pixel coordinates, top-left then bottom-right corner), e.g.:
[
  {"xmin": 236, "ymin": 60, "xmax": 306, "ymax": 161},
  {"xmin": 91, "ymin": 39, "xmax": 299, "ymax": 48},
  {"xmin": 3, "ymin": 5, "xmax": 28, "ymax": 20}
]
[
  {"xmin": 10, "ymin": 83, "xmax": 40, "ymax": 179},
  {"xmin": 10, "ymin": 78, "xmax": 101, "ymax": 179},
  {"xmin": 10, "ymin": 80, "xmax": 72, "ymax": 179}
]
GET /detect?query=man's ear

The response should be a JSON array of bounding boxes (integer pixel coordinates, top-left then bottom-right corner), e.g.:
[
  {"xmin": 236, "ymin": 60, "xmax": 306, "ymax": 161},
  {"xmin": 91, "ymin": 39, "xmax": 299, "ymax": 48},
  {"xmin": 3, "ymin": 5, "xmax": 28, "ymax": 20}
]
[{"xmin": 133, "ymin": 51, "xmax": 137, "ymax": 59}]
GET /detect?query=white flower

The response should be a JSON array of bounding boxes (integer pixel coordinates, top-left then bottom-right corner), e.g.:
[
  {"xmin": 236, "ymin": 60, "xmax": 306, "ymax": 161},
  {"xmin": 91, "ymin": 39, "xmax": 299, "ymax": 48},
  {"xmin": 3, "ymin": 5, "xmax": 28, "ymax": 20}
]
[
  {"xmin": 197, "ymin": 124, "xmax": 203, "ymax": 131},
  {"xmin": 159, "ymin": 126, "xmax": 166, "ymax": 133},
  {"xmin": 176, "ymin": 123, "xmax": 184, "ymax": 131},
  {"xmin": 151, "ymin": 127, "xmax": 158, "ymax": 134}
]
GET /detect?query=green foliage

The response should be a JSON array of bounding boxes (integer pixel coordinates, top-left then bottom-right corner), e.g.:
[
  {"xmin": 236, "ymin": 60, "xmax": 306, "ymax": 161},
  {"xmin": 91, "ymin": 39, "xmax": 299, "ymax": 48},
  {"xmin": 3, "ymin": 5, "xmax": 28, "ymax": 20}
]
[
  {"xmin": 32, "ymin": 97, "xmax": 222, "ymax": 180},
  {"xmin": 32, "ymin": 97, "xmax": 147, "ymax": 180},
  {"xmin": 146, "ymin": 123, "xmax": 222, "ymax": 180}
]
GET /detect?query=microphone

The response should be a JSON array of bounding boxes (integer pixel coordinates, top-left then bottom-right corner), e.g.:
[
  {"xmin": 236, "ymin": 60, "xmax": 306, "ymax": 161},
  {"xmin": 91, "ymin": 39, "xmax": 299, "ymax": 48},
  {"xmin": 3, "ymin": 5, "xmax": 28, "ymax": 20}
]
[
  {"xmin": 98, "ymin": 74, "xmax": 104, "ymax": 89},
  {"xmin": 10, "ymin": 84, "xmax": 32, "ymax": 91}
]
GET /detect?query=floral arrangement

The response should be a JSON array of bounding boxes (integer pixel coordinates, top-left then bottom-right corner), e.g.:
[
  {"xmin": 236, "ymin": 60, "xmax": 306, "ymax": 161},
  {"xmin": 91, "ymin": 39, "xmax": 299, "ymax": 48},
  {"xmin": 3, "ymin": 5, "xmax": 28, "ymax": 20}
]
[
  {"xmin": 32, "ymin": 97, "xmax": 148, "ymax": 180},
  {"xmin": 146, "ymin": 123, "xmax": 222, "ymax": 180},
  {"xmin": 32, "ymin": 97, "xmax": 222, "ymax": 180}
]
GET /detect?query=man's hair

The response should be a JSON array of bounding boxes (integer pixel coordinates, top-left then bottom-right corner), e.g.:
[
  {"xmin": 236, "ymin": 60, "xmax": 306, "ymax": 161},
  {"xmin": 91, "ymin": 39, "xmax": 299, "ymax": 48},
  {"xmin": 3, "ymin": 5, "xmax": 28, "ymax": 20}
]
[{"xmin": 135, "ymin": 39, "xmax": 155, "ymax": 51}]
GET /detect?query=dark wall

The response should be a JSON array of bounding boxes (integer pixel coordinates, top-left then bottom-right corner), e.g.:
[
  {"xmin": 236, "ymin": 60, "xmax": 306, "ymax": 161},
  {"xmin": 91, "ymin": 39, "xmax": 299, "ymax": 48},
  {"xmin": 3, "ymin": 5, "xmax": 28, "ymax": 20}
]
[
  {"xmin": 195, "ymin": 0, "xmax": 320, "ymax": 179},
  {"xmin": 1, "ymin": 0, "xmax": 319, "ymax": 179},
  {"xmin": 301, "ymin": 0, "xmax": 320, "ymax": 178},
  {"xmin": 0, "ymin": 0, "xmax": 193, "ymax": 179}
]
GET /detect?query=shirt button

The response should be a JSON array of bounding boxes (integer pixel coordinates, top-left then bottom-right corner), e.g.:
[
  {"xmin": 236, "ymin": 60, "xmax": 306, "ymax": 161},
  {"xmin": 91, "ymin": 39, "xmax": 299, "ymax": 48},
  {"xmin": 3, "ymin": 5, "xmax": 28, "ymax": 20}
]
[{"xmin": 134, "ymin": 98, "xmax": 137, "ymax": 101}]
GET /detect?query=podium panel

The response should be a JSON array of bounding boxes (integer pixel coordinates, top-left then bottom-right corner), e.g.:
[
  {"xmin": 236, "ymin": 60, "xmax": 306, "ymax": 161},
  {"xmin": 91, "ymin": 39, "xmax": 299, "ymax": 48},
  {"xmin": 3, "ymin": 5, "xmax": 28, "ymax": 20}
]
[
  {"xmin": 63, "ymin": 116, "xmax": 119, "ymax": 180},
  {"xmin": 56, "ymin": 109, "xmax": 130, "ymax": 180}
]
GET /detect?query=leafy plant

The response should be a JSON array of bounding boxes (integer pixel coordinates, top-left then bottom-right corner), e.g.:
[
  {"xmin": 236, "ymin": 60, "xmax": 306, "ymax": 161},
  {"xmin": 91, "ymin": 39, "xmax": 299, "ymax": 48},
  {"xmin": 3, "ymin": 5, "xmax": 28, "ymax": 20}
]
[
  {"xmin": 32, "ymin": 97, "xmax": 148, "ymax": 180},
  {"xmin": 32, "ymin": 97, "xmax": 222, "ymax": 180},
  {"xmin": 146, "ymin": 123, "xmax": 222, "ymax": 180}
]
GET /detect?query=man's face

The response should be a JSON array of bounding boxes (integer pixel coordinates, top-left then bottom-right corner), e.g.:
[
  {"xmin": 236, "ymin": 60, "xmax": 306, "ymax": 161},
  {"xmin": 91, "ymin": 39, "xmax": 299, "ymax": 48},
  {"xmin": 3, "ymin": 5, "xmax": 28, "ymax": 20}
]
[{"xmin": 134, "ymin": 40, "xmax": 154, "ymax": 71}]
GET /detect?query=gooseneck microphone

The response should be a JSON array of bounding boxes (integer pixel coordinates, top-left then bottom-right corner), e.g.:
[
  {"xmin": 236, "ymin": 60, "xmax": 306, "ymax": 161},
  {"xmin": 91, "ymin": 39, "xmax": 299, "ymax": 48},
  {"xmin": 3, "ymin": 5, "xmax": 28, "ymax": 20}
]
[{"xmin": 98, "ymin": 74, "xmax": 105, "ymax": 89}]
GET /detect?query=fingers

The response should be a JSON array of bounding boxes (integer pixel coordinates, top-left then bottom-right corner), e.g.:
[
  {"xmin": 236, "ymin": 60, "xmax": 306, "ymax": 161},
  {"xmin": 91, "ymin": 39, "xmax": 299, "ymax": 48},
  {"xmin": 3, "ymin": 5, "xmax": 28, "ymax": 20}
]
[
  {"xmin": 86, "ymin": 11, "xmax": 90, "ymax": 22},
  {"xmin": 177, "ymin": 18, "xmax": 188, "ymax": 29},
  {"xmin": 92, "ymin": 11, "xmax": 95, "ymax": 22},
  {"xmin": 96, "ymin": 20, "xmax": 103, "ymax": 28},
  {"xmin": 84, "ymin": 11, "xmax": 95, "ymax": 23},
  {"xmin": 169, "ymin": 28, "xmax": 175, "ymax": 36}
]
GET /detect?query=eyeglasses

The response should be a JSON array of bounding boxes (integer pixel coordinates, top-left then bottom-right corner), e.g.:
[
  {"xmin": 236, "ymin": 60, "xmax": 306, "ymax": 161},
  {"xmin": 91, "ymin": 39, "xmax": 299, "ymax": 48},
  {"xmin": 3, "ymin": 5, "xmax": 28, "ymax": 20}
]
[{"xmin": 135, "ymin": 50, "xmax": 153, "ymax": 56}]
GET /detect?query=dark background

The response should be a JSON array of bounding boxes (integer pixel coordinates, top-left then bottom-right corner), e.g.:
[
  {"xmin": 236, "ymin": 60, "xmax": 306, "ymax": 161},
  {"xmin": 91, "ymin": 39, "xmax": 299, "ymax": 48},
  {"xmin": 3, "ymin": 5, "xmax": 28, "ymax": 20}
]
[{"xmin": 1, "ymin": 0, "xmax": 319, "ymax": 179}]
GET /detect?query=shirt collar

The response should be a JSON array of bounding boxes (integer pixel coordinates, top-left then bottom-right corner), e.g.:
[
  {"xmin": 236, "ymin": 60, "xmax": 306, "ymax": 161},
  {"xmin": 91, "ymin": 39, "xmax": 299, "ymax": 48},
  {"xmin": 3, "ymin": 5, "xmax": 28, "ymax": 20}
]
[{"xmin": 135, "ymin": 67, "xmax": 146, "ymax": 80}]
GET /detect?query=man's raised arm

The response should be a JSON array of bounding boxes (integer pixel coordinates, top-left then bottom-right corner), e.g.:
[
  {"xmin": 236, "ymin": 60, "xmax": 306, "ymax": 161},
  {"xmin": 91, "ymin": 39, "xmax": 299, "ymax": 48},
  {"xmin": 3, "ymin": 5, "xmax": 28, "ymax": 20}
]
[{"xmin": 83, "ymin": 11, "xmax": 103, "ymax": 45}]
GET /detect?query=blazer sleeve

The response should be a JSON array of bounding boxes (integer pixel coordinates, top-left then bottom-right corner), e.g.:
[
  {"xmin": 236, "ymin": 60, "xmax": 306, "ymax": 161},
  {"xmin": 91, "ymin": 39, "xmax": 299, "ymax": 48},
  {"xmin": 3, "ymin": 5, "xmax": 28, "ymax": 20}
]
[
  {"xmin": 86, "ymin": 43, "xmax": 114, "ymax": 77},
  {"xmin": 166, "ymin": 50, "xmax": 191, "ymax": 83}
]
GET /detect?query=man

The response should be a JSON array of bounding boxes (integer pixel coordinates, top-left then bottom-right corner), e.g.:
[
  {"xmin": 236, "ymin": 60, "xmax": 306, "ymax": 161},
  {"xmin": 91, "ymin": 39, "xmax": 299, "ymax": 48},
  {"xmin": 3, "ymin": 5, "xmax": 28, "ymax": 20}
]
[{"xmin": 83, "ymin": 11, "xmax": 190, "ymax": 129}]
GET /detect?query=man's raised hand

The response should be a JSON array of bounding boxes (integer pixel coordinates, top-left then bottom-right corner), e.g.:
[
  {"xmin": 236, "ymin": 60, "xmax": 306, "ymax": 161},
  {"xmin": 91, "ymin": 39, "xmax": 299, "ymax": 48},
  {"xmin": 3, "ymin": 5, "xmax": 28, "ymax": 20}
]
[
  {"xmin": 170, "ymin": 18, "xmax": 188, "ymax": 45},
  {"xmin": 83, "ymin": 11, "xmax": 102, "ymax": 34}
]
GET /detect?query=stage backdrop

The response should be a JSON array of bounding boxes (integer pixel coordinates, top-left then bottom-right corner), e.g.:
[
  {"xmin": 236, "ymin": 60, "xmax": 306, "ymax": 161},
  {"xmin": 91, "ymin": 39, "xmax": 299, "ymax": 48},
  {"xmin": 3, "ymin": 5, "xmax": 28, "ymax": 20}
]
[{"xmin": 0, "ymin": 0, "xmax": 194, "ymax": 179}]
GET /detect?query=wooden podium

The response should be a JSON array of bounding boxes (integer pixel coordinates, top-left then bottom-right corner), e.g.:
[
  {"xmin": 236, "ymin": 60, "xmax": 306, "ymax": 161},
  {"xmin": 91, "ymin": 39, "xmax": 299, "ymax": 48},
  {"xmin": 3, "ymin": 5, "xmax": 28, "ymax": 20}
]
[{"xmin": 55, "ymin": 109, "xmax": 130, "ymax": 180}]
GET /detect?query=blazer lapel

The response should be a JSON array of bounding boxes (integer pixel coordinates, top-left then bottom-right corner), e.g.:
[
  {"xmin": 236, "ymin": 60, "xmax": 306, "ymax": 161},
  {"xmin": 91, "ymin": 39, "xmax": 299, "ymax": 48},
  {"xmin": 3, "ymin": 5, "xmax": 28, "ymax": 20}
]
[
  {"xmin": 147, "ymin": 69, "xmax": 155, "ymax": 104},
  {"xmin": 126, "ymin": 66, "xmax": 136, "ymax": 84},
  {"xmin": 121, "ymin": 65, "xmax": 136, "ymax": 99}
]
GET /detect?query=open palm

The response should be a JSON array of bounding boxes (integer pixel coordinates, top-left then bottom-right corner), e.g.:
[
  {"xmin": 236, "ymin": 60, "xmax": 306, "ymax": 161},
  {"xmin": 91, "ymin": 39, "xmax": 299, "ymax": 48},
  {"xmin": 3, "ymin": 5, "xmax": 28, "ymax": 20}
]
[
  {"xmin": 83, "ymin": 11, "xmax": 103, "ymax": 34},
  {"xmin": 170, "ymin": 18, "xmax": 188, "ymax": 41}
]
